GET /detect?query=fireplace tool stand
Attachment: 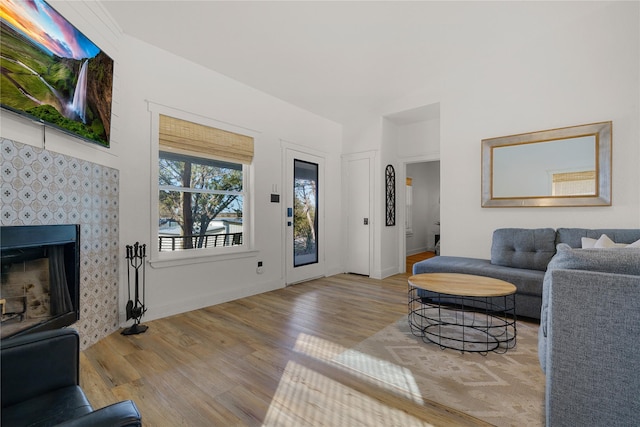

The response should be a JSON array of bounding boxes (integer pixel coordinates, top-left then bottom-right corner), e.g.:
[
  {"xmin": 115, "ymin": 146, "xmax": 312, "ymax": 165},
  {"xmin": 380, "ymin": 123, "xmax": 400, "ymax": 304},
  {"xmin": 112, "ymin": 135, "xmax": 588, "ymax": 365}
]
[{"xmin": 122, "ymin": 242, "xmax": 148, "ymax": 335}]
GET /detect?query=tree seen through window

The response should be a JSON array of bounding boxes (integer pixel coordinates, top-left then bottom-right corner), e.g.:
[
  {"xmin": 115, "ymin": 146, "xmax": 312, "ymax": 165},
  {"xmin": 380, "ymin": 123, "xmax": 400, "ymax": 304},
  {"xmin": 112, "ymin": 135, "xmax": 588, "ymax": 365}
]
[{"xmin": 159, "ymin": 151, "xmax": 243, "ymax": 251}]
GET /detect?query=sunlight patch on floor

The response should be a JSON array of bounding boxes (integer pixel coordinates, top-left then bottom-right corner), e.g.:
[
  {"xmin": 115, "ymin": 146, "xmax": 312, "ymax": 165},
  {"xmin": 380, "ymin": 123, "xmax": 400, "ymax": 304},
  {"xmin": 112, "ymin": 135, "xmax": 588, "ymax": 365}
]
[
  {"xmin": 292, "ymin": 332, "xmax": 424, "ymax": 404},
  {"xmin": 262, "ymin": 360, "xmax": 434, "ymax": 427}
]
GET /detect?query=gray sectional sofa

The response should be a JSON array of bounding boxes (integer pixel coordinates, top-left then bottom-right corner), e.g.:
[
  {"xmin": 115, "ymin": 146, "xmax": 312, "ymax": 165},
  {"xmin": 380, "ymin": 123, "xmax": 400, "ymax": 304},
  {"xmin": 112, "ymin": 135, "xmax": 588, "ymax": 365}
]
[
  {"xmin": 412, "ymin": 228, "xmax": 640, "ymax": 320},
  {"xmin": 538, "ymin": 243, "xmax": 640, "ymax": 426}
]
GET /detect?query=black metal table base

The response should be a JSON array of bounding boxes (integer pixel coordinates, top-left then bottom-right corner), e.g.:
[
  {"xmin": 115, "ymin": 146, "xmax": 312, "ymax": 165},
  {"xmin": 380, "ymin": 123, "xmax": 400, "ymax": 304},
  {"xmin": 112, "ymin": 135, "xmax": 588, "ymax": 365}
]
[{"xmin": 408, "ymin": 285, "xmax": 516, "ymax": 354}]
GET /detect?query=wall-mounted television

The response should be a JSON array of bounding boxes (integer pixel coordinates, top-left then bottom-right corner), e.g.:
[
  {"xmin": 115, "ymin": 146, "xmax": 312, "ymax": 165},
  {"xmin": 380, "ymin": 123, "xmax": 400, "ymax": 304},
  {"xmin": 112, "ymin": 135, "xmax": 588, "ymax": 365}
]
[{"xmin": 1, "ymin": 0, "xmax": 114, "ymax": 148}]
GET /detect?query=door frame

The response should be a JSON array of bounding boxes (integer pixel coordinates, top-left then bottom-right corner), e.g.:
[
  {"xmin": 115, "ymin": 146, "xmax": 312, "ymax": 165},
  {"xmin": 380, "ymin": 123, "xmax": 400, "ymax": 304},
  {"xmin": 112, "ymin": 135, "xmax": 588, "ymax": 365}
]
[
  {"xmin": 342, "ymin": 151, "xmax": 376, "ymax": 276},
  {"xmin": 400, "ymin": 154, "xmax": 440, "ymax": 273},
  {"xmin": 282, "ymin": 141, "xmax": 326, "ymax": 285}
]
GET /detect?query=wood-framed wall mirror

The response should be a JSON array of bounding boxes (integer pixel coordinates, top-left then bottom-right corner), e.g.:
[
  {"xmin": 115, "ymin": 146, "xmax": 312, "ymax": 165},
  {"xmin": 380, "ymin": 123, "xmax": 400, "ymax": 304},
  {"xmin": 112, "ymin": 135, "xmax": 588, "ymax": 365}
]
[{"xmin": 481, "ymin": 121, "xmax": 612, "ymax": 207}]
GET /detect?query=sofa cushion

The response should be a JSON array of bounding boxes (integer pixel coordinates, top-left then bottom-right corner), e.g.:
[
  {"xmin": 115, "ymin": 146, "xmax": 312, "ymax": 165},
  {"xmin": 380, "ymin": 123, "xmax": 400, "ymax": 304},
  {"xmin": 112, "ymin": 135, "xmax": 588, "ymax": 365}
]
[
  {"xmin": 491, "ymin": 228, "xmax": 556, "ymax": 271},
  {"xmin": 549, "ymin": 243, "xmax": 640, "ymax": 276},
  {"xmin": 412, "ymin": 256, "xmax": 545, "ymax": 296}
]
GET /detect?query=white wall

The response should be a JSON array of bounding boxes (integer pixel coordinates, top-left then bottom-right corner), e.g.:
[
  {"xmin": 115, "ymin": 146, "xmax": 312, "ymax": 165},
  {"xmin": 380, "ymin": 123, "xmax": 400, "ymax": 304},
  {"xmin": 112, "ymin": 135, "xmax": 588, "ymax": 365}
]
[
  {"xmin": 439, "ymin": 1, "xmax": 639, "ymax": 258},
  {"xmin": 343, "ymin": 1, "xmax": 640, "ymax": 271},
  {"xmin": 398, "ymin": 118, "xmax": 440, "ymax": 159},
  {"xmin": 376, "ymin": 110, "xmax": 442, "ymax": 277},
  {"xmin": 2, "ymin": 1, "xmax": 343, "ymax": 326},
  {"xmin": 116, "ymin": 36, "xmax": 342, "ymax": 321},
  {"xmin": 376, "ymin": 118, "xmax": 398, "ymax": 278}
]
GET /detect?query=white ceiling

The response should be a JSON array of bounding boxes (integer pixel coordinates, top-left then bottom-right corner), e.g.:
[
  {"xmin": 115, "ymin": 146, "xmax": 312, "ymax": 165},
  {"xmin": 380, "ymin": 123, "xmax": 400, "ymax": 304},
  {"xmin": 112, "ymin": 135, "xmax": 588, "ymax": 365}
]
[{"xmin": 100, "ymin": 1, "xmax": 606, "ymax": 125}]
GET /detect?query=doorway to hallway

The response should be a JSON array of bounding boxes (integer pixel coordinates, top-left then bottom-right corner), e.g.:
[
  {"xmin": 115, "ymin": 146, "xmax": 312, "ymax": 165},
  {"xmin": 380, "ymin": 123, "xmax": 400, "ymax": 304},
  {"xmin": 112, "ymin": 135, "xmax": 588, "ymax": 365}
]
[{"xmin": 405, "ymin": 160, "xmax": 440, "ymax": 271}]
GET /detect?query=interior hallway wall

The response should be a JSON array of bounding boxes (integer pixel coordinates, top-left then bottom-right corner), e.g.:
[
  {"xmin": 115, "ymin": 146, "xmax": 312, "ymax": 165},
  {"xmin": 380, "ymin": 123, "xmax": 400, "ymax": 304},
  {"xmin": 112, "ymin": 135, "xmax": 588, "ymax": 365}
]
[{"xmin": 406, "ymin": 161, "xmax": 440, "ymax": 255}]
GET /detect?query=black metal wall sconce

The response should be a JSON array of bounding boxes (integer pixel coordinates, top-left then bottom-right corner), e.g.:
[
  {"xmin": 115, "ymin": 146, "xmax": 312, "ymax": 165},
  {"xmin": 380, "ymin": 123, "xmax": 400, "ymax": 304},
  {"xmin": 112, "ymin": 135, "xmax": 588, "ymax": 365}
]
[{"xmin": 385, "ymin": 164, "xmax": 396, "ymax": 226}]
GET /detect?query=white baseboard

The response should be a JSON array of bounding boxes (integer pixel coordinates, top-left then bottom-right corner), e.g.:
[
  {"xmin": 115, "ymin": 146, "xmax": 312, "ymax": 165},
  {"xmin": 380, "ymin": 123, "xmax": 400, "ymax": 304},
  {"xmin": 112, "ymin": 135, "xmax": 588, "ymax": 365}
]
[
  {"xmin": 119, "ymin": 279, "xmax": 284, "ymax": 327},
  {"xmin": 379, "ymin": 266, "xmax": 400, "ymax": 279},
  {"xmin": 407, "ymin": 246, "xmax": 430, "ymax": 256}
]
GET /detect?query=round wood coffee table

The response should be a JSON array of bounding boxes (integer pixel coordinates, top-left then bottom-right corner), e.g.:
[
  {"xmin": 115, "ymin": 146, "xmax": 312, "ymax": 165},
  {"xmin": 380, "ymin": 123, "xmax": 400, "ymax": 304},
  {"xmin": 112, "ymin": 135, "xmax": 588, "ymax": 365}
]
[{"xmin": 408, "ymin": 273, "xmax": 517, "ymax": 353}]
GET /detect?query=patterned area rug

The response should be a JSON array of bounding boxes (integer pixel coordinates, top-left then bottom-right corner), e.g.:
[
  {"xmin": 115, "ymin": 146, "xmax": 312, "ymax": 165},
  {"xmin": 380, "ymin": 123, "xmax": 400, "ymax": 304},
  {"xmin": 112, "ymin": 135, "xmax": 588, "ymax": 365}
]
[{"xmin": 334, "ymin": 317, "xmax": 545, "ymax": 427}]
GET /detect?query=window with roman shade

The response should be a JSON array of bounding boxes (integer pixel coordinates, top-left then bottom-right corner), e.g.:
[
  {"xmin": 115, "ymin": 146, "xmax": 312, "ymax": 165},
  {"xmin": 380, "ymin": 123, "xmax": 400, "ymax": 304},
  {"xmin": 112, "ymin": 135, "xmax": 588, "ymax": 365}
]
[
  {"xmin": 159, "ymin": 114, "xmax": 254, "ymax": 164},
  {"xmin": 157, "ymin": 114, "xmax": 254, "ymax": 253}
]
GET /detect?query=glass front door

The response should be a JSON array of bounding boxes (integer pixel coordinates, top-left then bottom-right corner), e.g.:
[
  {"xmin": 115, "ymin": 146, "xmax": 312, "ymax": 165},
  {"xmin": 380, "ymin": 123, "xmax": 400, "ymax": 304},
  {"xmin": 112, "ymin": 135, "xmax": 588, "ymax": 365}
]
[
  {"xmin": 285, "ymin": 148, "xmax": 324, "ymax": 285},
  {"xmin": 293, "ymin": 159, "xmax": 318, "ymax": 267}
]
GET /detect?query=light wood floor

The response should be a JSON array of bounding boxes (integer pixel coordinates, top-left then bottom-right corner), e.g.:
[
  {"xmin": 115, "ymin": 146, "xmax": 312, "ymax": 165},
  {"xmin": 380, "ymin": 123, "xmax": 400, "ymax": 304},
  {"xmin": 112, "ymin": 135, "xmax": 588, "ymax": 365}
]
[
  {"xmin": 81, "ymin": 256, "xmax": 487, "ymax": 426},
  {"xmin": 407, "ymin": 251, "xmax": 436, "ymax": 274}
]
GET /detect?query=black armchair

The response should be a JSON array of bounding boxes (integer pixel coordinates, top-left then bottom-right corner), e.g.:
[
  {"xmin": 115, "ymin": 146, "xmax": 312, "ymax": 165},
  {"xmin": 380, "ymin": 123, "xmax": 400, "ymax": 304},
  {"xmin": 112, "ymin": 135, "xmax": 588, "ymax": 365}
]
[{"xmin": 1, "ymin": 328, "xmax": 141, "ymax": 427}]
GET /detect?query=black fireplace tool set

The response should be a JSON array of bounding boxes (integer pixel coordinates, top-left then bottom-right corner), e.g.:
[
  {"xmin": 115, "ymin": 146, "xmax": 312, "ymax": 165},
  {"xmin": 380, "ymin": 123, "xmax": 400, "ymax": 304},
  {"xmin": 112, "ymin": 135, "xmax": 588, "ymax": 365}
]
[{"xmin": 122, "ymin": 242, "xmax": 148, "ymax": 335}]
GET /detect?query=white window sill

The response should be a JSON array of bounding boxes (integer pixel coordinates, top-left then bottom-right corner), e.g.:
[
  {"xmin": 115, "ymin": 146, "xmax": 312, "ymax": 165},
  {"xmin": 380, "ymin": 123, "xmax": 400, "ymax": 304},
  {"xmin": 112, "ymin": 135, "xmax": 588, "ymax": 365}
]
[{"xmin": 149, "ymin": 248, "xmax": 258, "ymax": 269}]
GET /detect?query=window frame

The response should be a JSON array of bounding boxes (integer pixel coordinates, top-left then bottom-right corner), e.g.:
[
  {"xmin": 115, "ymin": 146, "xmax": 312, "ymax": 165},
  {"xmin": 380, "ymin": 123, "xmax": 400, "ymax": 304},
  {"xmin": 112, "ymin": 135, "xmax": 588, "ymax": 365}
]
[{"xmin": 148, "ymin": 103, "xmax": 257, "ymax": 267}]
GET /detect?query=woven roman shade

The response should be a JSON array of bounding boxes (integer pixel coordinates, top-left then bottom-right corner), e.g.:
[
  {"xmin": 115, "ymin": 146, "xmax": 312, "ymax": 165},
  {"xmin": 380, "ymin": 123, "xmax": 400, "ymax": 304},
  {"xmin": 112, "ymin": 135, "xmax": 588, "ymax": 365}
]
[
  {"xmin": 552, "ymin": 170, "xmax": 596, "ymax": 196},
  {"xmin": 159, "ymin": 115, "xmax": 254, "ymax": 164},
  {"xmin": 552, "ymin": 170, "xmax": 596, "ymax": 183}
]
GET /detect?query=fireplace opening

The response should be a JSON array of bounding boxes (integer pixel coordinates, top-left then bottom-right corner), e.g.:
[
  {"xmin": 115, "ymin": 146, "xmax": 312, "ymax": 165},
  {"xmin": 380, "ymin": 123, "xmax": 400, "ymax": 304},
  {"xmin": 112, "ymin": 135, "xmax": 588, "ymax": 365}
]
[{"xmin": 1, "ymin": 225, "xmax": 80, "ymax": 340}]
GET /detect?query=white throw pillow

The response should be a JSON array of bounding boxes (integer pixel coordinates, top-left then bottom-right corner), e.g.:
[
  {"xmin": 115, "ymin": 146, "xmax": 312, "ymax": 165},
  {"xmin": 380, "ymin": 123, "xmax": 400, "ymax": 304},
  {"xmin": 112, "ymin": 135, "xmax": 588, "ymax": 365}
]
[
  {"xmin": 627, "ymin": 238, "xmax": 640, "ymax": 248},
  {"xmin": 594, "ymin": 234, "xmax": 617, "ymax": 248},
  {"xmin": 580, "ymin": 234, "xmax": 640, "ymax": 248},
  {"xmin": 593, "ymin": 234, "xmax": 629, "ymax": 248}
]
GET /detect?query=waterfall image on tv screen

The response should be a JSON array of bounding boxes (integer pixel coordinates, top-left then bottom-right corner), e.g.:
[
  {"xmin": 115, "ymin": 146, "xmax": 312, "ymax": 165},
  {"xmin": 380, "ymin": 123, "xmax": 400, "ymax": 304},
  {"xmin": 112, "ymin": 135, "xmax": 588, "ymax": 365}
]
[{"xmin": 1, "ymin": 0, "xmax": 114, "ymax": 147}]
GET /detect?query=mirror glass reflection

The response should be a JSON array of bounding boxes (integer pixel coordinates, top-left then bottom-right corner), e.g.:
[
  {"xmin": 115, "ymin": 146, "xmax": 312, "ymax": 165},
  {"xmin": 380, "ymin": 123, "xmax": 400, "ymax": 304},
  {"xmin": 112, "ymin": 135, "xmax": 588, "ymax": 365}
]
[{"xmin": 492, "ymin": 135, "xmax": 596, "ymax": 198}]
